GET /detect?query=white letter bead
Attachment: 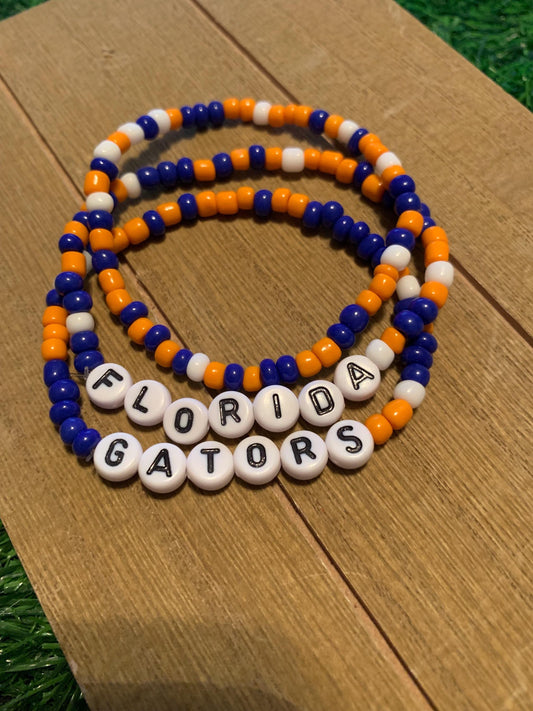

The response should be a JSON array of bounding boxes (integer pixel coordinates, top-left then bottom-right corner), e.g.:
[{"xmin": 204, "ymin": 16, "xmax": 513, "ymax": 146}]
[
  {"xmin": 120, "ymin": 172, "xmax": 142, "ymax": 199},
  {"xmin": 280, "ymin": 431, "xmax": 328, "ymax": 480},
  {"xmin": 298, "ymin": 380, "xmax": 345, "ymax": 427},
  {"xmin": 208, "ymin": 391, "xmax": 254, "ymax": 438},
  {"xmin": 396, "ymin": 275, "xmax": 421, "ymax": 300},
  {"xmin": 138, "ymin": 443, "xmax": 187, "ymax": 494},
  {"xmin": 187, "ymin": 441, "xmax": 234, "ymax": 491},
  {"xmin": 253, "ymin": 385, "xmax": 300, "ymax": 433},
  {"xmin": 425, "ymin": 260, "xmax": 454, "ymax": 288},
  {"xmin": 66, "ymin": 311, "xmax": 95, "ymax": 334},
  {"xmin": 281, "ymin": 147, "xmax": 305, "ymax": 173},
  {"xmin": 234, "ymin": 436, "xmax": 280, "ymax": 486},
  {"xmin": 252, "ymin": 101, "xmax": 271, "ymax": 125},
  {"xmin": 380, "ymin": 245, "xmax": 412, "ymax": 270},
  {"xmin": 93, "ymin": 432, "xmax": 143, "ymax": 482},
  {"xmin": 85, "ymin": 191, "xmax": 115, "ymax": 213},
  {"xmin": 365, "ymin": 339, "xmax": 395, "ymax": 370},
  {"xmin": 93, "ymin": 139, "xmax": 122, "ymax": 163},
  {"xmin": 86, "ymin": 363, "xmax": 133, "ymax": 409},
  {"xmin": 117, "ymin": 122, "xmax": 145, "ymax": 145},
  {"xmin": 375, "ymin": 151, "xmax": 402, "ymax": 175},
  {"xmin": 163, "ymin": 398, "xmax": 209, "ymax": 445},
  {"xmin": 147, "ymin": 108, "xmax": 171, "ymax": 134},
  {"xmin": 124, "ymin": 380, "xmax": 172, "ymax": 426},
  {"xmin": 326, "ymin": 420, "xmax": 374, "ymax": 469},
  {"xmin": 334, "ymin": 355, "xmax": 381, "ymax": 401},
  {"xmin": 186, "ymin": 353, "xmax": 210, "ymax": 382},
  {"xmin": 337, "ymin": 119, "xmax": 360, "ymax": 144},
  {"xmin": 393, "ymin": 379, "xmax": 426, "ymax": 408}
]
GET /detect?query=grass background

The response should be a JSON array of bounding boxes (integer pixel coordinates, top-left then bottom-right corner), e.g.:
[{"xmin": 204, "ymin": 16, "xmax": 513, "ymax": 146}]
[{"xmin": 0, "ymin": 0, "xmax": 531, "ymax": 708}]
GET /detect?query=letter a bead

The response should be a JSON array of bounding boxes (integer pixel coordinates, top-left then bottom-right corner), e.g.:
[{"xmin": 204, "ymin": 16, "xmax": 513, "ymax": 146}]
[
  {"xmin": 325, "ymin": 420, "xmax": 374, "ymax": 469},
  {"xmin": 298, "ymin": 380, "xmax": 344, "ymax": 427},
  {"xmin": 234, "ymin": 435, "xmax": 281, "ymax": 485},
  {"xmin": 138, "ymin": 443, "xmax": 187, "ymax": 494},
  {"xmin": 86, "ymin": 362, "xmax": 133, "ymax": 409},
  {"xmin": 280, "ymin": 430, "xmax": 328, "ymax": 480},
  {"xmin": 187, "ymin": 441, "xmax": 234, "ymax": 491},
  {"xmin": 333, "ymin": 355, "xmax": 381, "ymax": 401},
  {"xmin": 93, "ymin": 432, "xmax": 143, "ymax": 482}
]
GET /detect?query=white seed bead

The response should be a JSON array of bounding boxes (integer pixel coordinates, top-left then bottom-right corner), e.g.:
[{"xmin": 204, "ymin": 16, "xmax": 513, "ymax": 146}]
[
  {"xmin": 85, "ymin": 191, "xmax": 114, "ymax": 213},
  {"xmin": 121, "ymin": 172, "xmax": 142, "ymax": 199},
  {"xmin": 124, "ymin": 380, "xmax": 172, "ymax": 426},
  {"xmin": 93, "ymin": 139, "xmax": 122, "ymax": 163},
  {"xmin": 253, "ymin": 101, "xmax": 271, "ymax": 126},
  {"xmin": 186, "ymin": 353, "xmax": 210, "ymax": 382},
  {"xmin": 298, "ymin": 380, "xmax": 345, "ymax": 427},
  {"xmin": 253, "ymin": 385, "xmax": 300, "ymax": 433},
  {"xmin": 337, "ymin": 119, "xmax": 360, "ymax": 144},
  {"xmin": 334, "ymin": 355, "xmax": 381, "ymax": 401},
  {"xmin": 234, "ymin": 436, "xmax": 281, "ymax": 486},
  {"xmin": 380, "ymin": 244, "xmax": 412, "ymax": 270},
  {"xmin": 187, "ymin": 441, "xmax": 234, "ymax": 491},
  {"xmin": 325, "ymin": 420, "xmax": 374, "ymax": 469},
  {"xmin": 86, "ymin": 363, "xmax": 133, "ymax": 410},
  {"xmin": 66, "ymin": 311, "xmax": 95, "ymax": 334},
  {"xmin": 396, "ymin": 274, "xmax": 421, "ymax": 300},
  {"xmin": 138, "ymin": 443, "xmax": 187, "ymax": 494},
  {"xmin": 163, "ymin": 398, "xmax": 210, "ymax": 446},
  {"xmin": 365, "ymin": 339, "xmax": 395, "ymax": 370},
  {"xmin": 117, "ymin": 121, "xmax": 145, "ymax": 145},
  {"xmin": 393, "ymin": 379, "xmax": 426, "ymax": 408},
  {"xmin": 281, "ymin": 147, "xmax": 305, "ymax": 173},
  {"xmin": 83, "ymin": 251, "xmax": 93, "ymax": 275},
  {"xmin": 425, "ymin": 260, "xmax": 454, "ymax": 288},
  {"xmin": 280, "ymin": 431, "xmax": 328, "ymax": 481},
  {"xmin": 93, "ymin": 433, "xmax": 143, "ymax": 482},
  {"xmin": 375, "ymin": 151, "xmax": 402, "ymax": 175},
  {"xmin": 147, "ymin": 108, "xmax": 171, "ymax": 135},
  {"xmin": 208, "ymin": 391, "xmax": 254, "ymax": 439}
]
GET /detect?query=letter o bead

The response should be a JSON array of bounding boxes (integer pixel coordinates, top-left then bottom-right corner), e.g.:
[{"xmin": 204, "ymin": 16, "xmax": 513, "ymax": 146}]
[
  {"xmin": 325, "ymin": 420, "xmax": 374, "ymax": 469},
  {"xmin": 234, "ymin": 436, "xmax": 281, "ymax": 485},
  {"xmin": 280, "ymin": 430, "xmax": 328, "ymax": 480},
  {"xmin": 163, "ymin": 398, "xmax": 210, "ymax": 445},
  {"xmin": 138, "ymin": 443, "xmax": 187, "ymax": 494},
  {"xmin": 93, "ymin": 432, "xmax": 143, "ymax": 482}
]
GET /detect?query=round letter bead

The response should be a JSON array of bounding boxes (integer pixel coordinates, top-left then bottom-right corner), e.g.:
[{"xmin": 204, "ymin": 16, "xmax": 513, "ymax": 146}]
[
  {"xmin": 234, "ymin": 436, "xmax": 281, "ymax": 485},
  {"xmin": 138, "ymin": 443, "xmax": 187, "ymax": 494},
  {"xmin": 298, "ymin": 380, "xmax": 344, "ymax": 427},
  {"xmin": 93, "ymin": 432, "xmax": 143, "ymax": 482},
  {"xmin": 187, "ymin": 441, "xmax": 234, "ymax": 491},
  {"xmin": 124, "ymin": 380, "xmax": 172, "ymax": 426},
  {"xmin": 66, "ymin": 311, "xmax": 95, "ymax": 334},
  {"xmin": 396, "ymin": 275, "xmax": 421, "ymax": 301},
  {"xmin": 393, "ymin": 379, "xmax": 426, "ymax": 408},
  {"xmin": 208, "ymin": 391, "xmax": 254, "ymax": 438},
  {"xmin": 163, "ymin": 398, "xmax": 210, "ymax": 446},
  {"xmin": 365, "ymin": 339, "xmax": 396, "ymax": 370},
  {"xmin": 186, "ymin": 352, "xmax": 210, "ymax": 382},
  {"xmin": 86, "ymin": 362, "xmax": 133, "ymax": 409},
  {"xmin": 280, "ymin": 431, "xmax": 328, "ymax": 481},
  {"xmin": 425, "ymin": 260, "xmax": 454, "ymax": 288},
  {"xmin": 252, "ymin": 385, "xmax": 300, "ymax": 433},
  {"xmin": 325, "ymin": 420, "xmax": 374, "ymax": 469},
  {"xmin": 333, "ymin": 355, "xmax": 381, "ymax": 401}
]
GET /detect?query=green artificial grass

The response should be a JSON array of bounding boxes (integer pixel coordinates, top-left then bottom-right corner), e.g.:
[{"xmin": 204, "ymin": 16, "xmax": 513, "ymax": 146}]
[{"xmin": 0, "ymin": 0, "xmax": 531, "ymax": 708}]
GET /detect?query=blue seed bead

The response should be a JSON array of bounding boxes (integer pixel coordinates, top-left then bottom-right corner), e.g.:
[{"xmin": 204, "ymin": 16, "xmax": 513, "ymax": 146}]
[
  {"xmin": 172, "ymin": 348, "xmax": 193, "ymax": 375},
  {"xmin": 49, "ymin": 400, "xmax": 81, "ymax": 425},
  {"xmin": 213, "ymin": 152, "xmax": 233, "ymax": 179},
  {"xmin": 394, "ymin": 297, "xmax": 416, "ymax": 315},
  {"xmin": 137, "ymin": 166, "xmax": 160, "ymax": 190},
  {"xmin": 347, "ymin": 128, "xmax": 369, "ymax": 155},
  {"xmin": 353, "ymin": 161, "xmax": 373, "ymax": 187},
  {"xmin": 90, "ymin": 157, "xmax": 119, "ymax": 181},
  {"xmin": 208, "ymin": 101, "xmax": 225, "ymax": 126},
  {"xmin": 386, "ymin": 228, "xmax": 415, "ymax": 251},
  {"xmin": 55, "ymin": 271, "xmax": 84, "ymax": 295},
  {"xmin": 393, "ymin": 310, "xmax": 424, "ymax": 338},
  {"xmin": 357, "ymin": 233, "xmax": 385, "ymax": 261},
  {"xmin": 401, "ymin": 364, "xmax": 431, "ymax": 387},
  {"xmin": 59, "ymin": 417, "xmax": 87, "ymax": 445},
  {"xmin": 49, "ymin": 378, "xmax": 80, "ymax": 403},
  {"xmin": 180, "ymin": 105, "xmax": 194, "ymax": 128},
  {"xmin": 276, "ymin": 355, "xmax": 299, "ymax": 384},
  {"xmin": 157, "ymin": 161, "xmax": 178, "ymax": 188},
  {"xmin": 371, "ymin": 247, "xmax": 386, "ymax": 269},
  {"xmin": 177, "ymin": 157, "xmax": 194, "ymax": 184},
  {"xmin": 58, "ymin": 233, "xmax": 84, "ymax": 253},
  {"xmin": 408, "ymin": 297, "xmax": 439, "ymax": 324},
  {"xmin": 193, "ymin": 103, "xmax": 209, "ymax": 129},
  {"xmin": 412, "ymin": 332, "xmax": 438, "ymax": 353},
  {"xmin": 136, "ymin": 114, "xmax": 159, "ymax": 139},
  {"xmin": 92, "ymin": 249, "xmax": 118, "ymax": 273},
  {"xmin": 249, "ymin": 145, "xmax": 266, "ymax": 170},
  {"xmin": 254, "ymin": 189, "xmax": 272, "ymax": 218},
  {"xmin": 308, "ymin": 109, "xmax": 329, "ymax": 134},
  {"xmin": 178, "ymin": 193, "xmax": 198, "ymax": 221},
  {"xmin": 224, "ymin": 363, "xmax": 244, "ymax": 390},
  {"xmin": 63, "ymin": 290, "xmax": 92, "ymax": 313},
  {"xmin": 340, "ymin": 304, "xmax": 370, "ymax": 333},
  {"xmin": 327, "ymin": 323, "xmax": 355, "ymax": 349},
  {"xmin": 260, "ymin": 359, "xmax": 279, "ymax": 386},
  {"xmin": 332, "ymin": 215, "xmax": 354, "ymax": 242},
  {"xmin": 74, "ymin": 350, "xmax": 105, "ymax": 374},
  {"xmin": 144, "ymin": 324, "xmax": 171, "ymax": 352},
  {"xmin": 388, "ymin": 174, "xmax": 416, "ymax": 198},
  {"xmin": 43, "ymin": 359, "xmax": 70, "ymax": 387},
  {"xmin": 119, "ymin": 300, "xmax": 149, "ymax": 326},
  {"xmin": 423, "ymin": 216, "xmax": 436, "ymax": 231},
  {"xmin": 321, "ymin": 201, "xmax": 343, "ymax": 229},
  {"xmin": 70, "ymin": 330, "xmax": 99, "ymax": 354},
  {"xmin": 72, "ymin": 428, "xmax": 101, "ymax": 459},
  {"xmin": 419, "ymin": 202, "xmax": 431, "ymax": 216},
  {"xmin": 72, "ymin": 211, "xmax": 90, "ymax": 228},
  {"xmin": 46, "ymin": 289, "xmax": 63, "ymax": 307},
  {"xmin": 348, "ymin": 221, "xmax": 370, "ymax": 246},
  {"xmin": 302, "ymin": 201, "xmax": 323, "ymax": 229},
  {"xmin": 143, "ymin": 210, "xmax": 166, "ymax": 237},
  {"xmin": 402, "ymin": 345, "xmax": 433, "ymax": 369},
  {"xmin": 394, "ymin": 192, "xmax": 421, "ymax": 215},
  {"xmin": 88, "ymin": 210, "xmax": 113, "ymax": 231}
]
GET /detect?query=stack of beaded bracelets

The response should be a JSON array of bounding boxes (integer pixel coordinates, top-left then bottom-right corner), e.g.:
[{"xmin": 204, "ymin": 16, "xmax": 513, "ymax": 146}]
[{"xmin": 41, "ymin": 98, "xmax": 453, "ymax": 494}]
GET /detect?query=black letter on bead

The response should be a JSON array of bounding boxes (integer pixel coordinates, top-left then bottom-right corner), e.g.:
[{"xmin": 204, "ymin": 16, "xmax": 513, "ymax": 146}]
[
  {"xmin": 308, "ymin": 386, "xmax": 335, "ymax": 416},
  {"xmin": 246, "ymin": 442, "xmax": 267, "ymax": 468},
  {"xmin": 346, "ymin": 362, "xmax": 375, "ymax": 391},
  {"xmin": 132, "ymin": 385, "xmax": 149, "ymax": 413},
  {"xmin": 200, "ymin": 447, "xmax": 221, "ymax": 474},
  {"xmin": 336, "ymin": 425, "xmax": 363, "ymax": 454},
  {"xmin": 272, "ymin": 392, "xmax": 282, "ymax": 419},
  {"xmin": 91, "ymin": 368, "xmax": 124, "ymax": 390},
  {"xmin": 174, "ymin": 407, "xmax": 193, "ymax": 434},
  {"xmin": 219, "ymin": 398, "xmax": 241, "ymax": 425},
  {"xmin": 146, "ymin": 448, "xmax": 172, "ymax": 478},
  {"xmin": 290, "ymin": 436, "xmax": 316, "ymax": 465},
  {"xmin": 105, "ymin": 438, "xmax": 128, "ymax": 466}
]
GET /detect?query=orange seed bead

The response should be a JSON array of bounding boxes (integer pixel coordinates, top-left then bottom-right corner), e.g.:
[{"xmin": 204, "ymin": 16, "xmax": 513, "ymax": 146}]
[
  {"xmin": 61, "ymin": 251, "xmax": 86, "ymax": 277},
  {"xmin": 112, "ymin": 227, "xmax": 130, "ymax": 253},
  {"xmin": 380, "ymin": 327, "xmax": 406, "ymax": 354},
  {"xmin": 311, "ymin": 337, "xmax": 342, "ymax": 368},
  {"xmin": 356, "ymin": 289, "xmax": 382, "ymax": 316},
  {"xmin": 107, "ymin": 131, "xmax": 131, "ymax": 153},
  {"xmin": 203, "ymin": 362, "xmax": 226, "ymax": 390},
  {"xmin": 196, "ymin": 190, "xmax": 217, "ymax": 217},
  {"xmin": 124, "ymin": 217, "xmax": 150, "ymax": 245},
  {"xmin": 41, "ymin": 338, "xmax": 67, "ymax": 361},
  {"xmin": 239, "ymin": 98, "xmax": 255, "ymax": 122},
  {"xmin": 382, "ymin": 398, "xmax": 413, "ymax": 430},
  {"xmin": 335, "ymin": 158, "xmax": 357, "ymax": 184},
  {"xmin": 358, "ymin": 132, "xmax": 380, "ymax": 152},
  {"xmin": 83, "ymin": 170, "xmax": 110, "ymax": 195},
  {"xmin": 365, "ymin": 413, "xmax": 393, "ymax": 445},
  {"xmin": 398, "ymin": 267, "xmax": 410, "ymax": 278},
  {"xmin": 243, "ymin": 365, "xmax": 262, "ymax": 392},
  {"xmin": 272, "ymin": 188, "xmax": 291, "ymax": 213},
  {"xmin": 419, "ymin": 281, "xmax": 448, "ymax": 309},
  {"xmin": 222, "ymin": 98, "xmax": 240, "ymax": 120},
  {"xmin": 193, "ymin": 159, "xmax": 216, "ymax": 182},
  {"xmin": 363, "ymin": 141, "xmax": 388, "ymax": 164},
  {"xmin": 424, "ymin": 240, "xmax": 450, "ymax": 266},
  {"xmin": 98, "ymin": 268, "xmax": 125, "ymax": 294},
  {"xmin": 296, "ymin": 350, "xmax": 322, "ymax": 378},
  {"xmin": 374, "ymin": 263, "xmax": 399, "ymax": 281},
  {"xmin": 216, "ymin": 190, "xmax": 238, "ymax": 215},
  {"xmin": 268, "ymin": 105, "xmax": 285, "ymax": 127},
  {"xmin": 236, "ymin": 187, "xmax": 255, "ymax": 210},
  {"xmin": 287, "ymin": 193, "xmax": 310, "ymax": 218},
  {"xmin": 166, "ymin": 108, "xmax": 183, "ymax": 129},
  {"xmin": 324, "ymin": 114, "xmax": 344, "ymax": 138},
  {"xmin": 421, "ymin": 225, "xmax": 448, "ymax": 247},
  {"xmin": 294, "ymin": 105, "xmax": 312, "ymax": 127},
  {"xmin": 89, "ymin": 228, "xmax": 114, "ymax": 251},
  {"xmin": 127, "ymin": 317, "xmax": 154, "ymax": 345},
  {"xmin": 42, "ymin": 305, "xmax": 67, "ymax": 326},
  {"xmin": 42, "ymin": 323, "xmax": 69, "ymax": 342},
  {"xmin": 319, "ymin": 150, "xmax": 343, "ymax": 175},
  {"xmin": 230, "ymin": 148, "xmax": 250, "ymax": 171},
  {"xmin": 110, "ymin": 178, "xmax": 128, "ymax": 203},
  {"xmin": 361, "ymin": 174, "xmax": 386, "ymax": 203},
  {"xmin": 156, "ymin": 202, "xmax": 182, "ymax": 226},
  {"xmin": 106, "ymin": 289, "xmax": 132, "ymax": 315},
  {"xmin": 304, "ymin": 148, "xmax": 321, "ymax": 170},
  {"xmin": 283, "ymin": 104, "xmax": 297, "ymax": 123},
  {"xmin": 63, "ymin": 220, "xmax": 88, "ymax": 245},
  {"xmin": 154, "ymin": 340, "xmax": 180, "ymax": 368},
  {"xmin": 265, "ymin": 147, "xmax": 282, "ymax": 170},
  {"xmin": 381, "ymin": 165, "xmax": 406, "ymax": 188},
  {"xmin": 397, "ymin": 210, "xmax": 425, "ymax": 238},
  {"xmin": 368, "ymin": 274, "xmax": 397, "ymax": 300}
]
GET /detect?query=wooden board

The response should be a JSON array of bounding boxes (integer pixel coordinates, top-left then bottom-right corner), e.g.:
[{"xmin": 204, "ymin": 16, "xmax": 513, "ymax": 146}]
[{"xmin": 0, "ymin": 0, "xmax": 531, "ymax": 709}]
